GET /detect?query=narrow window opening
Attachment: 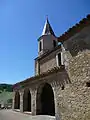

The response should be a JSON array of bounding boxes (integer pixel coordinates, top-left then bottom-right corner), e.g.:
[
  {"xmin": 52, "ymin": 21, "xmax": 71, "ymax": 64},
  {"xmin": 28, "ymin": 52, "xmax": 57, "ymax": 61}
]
[
  {"xmin": 86, "ymin": 82, "xmax": 90, "ymax": 87},
  {"xmin": 39, "ymin": 41, "xmax": 42, "ymax": 51},
  {"xmin": 57, "ymin": 53, "xmax": 61, "ymax": 66},
  {"xmin": 61, "ymin": 85, "xmax": 64, "ymax": 90},
  {"xmin": 53, "ymin": 40, "xmax": 56, "ymax": 48}
]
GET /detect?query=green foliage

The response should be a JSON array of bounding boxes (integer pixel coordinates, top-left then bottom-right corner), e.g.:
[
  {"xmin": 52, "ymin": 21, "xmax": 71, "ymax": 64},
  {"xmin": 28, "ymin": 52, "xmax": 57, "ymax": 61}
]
[
  {"xmin": 7, "ymin": 98, "xmax": 12, "ymax": 103},
  {"xmin": 0, "ymin": 84, "xmax": 13, "ymax": 92},
  {"xmin": 0, "ymin": 84, "xmax": 13, "ymax": 104}
]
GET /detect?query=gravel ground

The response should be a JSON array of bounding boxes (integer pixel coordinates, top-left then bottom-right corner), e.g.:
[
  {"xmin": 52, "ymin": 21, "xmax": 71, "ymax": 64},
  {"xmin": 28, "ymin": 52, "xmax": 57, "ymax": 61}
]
[{"xmin": 0, "ymin": 109, "xmax": 55, "ymax": 120}]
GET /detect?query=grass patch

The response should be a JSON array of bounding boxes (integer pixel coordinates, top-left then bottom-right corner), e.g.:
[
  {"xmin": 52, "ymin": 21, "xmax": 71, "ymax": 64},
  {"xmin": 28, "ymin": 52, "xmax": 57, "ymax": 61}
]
[{"xmin": 0, "ymin": 91, "xmax": 13, "ymax": 104}]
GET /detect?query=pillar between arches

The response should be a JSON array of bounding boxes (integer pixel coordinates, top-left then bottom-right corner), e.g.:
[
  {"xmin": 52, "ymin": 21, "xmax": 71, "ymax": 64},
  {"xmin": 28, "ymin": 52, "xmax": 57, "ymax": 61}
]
[
  {"xmin": 12, "ymin": 92, "xmax": 15, "ymax": 110},
  {"xmin": 31, "ymin": 89, "xmax": 37, "ymax": 115},
  {"xmin": 20, "ymin": 91, "xmax": 24, "ymax": 112},
  {"xmin": 51, "ymin": 81, "xmax": 61, "ymax": 120}
]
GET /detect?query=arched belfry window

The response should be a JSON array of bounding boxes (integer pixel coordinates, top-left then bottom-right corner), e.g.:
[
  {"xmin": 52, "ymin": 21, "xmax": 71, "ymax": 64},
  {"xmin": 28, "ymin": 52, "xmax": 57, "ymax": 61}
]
[
  {"xmin": 39, "ymin": 41, "xmax": 42, "ymax": 52},
  {"xmin": 53, "ymin": 40, "xmax": 56, "ymax": 48}
]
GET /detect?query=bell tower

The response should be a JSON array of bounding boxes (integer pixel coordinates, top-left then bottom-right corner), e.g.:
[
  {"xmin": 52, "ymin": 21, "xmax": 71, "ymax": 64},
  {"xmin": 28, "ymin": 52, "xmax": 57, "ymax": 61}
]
[{"xmin": 38, "ymin": 18, "xmax": 58, "ymax": 56}]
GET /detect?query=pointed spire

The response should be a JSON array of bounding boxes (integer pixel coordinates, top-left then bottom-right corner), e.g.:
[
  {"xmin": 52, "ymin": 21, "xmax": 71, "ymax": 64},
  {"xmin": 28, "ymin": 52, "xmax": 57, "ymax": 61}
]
[{"xmin": 42, "ymin": 17, "xmax": 55, "ymax": 36}]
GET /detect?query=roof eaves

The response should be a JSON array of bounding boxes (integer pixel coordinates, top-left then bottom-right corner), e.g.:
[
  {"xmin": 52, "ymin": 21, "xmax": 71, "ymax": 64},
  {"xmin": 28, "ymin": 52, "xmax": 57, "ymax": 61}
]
[
  {"xmin": 13, "ymin": 65, "xmax": 65, "ymax": 89},
  {"xmin": 35, "ymin": 45, "xmax": 61, "ymax": 61},
  {"xmin": 58, "ymin": 14, "xmax": 90, "ymax": 42}
]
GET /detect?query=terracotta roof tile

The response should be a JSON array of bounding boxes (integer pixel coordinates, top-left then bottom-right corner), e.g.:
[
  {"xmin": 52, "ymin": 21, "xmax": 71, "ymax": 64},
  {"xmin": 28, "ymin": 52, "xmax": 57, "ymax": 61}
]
[
  {"xmin": 58, "ymin": 14, "xmax": 90, "ymax": 42},
  {"xmin": 13, "ymin": 65, "xmax": 65, "ymax": 88}
]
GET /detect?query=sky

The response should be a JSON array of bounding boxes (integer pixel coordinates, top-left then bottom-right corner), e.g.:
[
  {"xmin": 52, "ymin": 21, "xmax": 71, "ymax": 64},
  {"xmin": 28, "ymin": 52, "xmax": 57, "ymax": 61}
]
[{"xmin": 0, "ymin": 0, "xmax": 90, "ymax": 84}]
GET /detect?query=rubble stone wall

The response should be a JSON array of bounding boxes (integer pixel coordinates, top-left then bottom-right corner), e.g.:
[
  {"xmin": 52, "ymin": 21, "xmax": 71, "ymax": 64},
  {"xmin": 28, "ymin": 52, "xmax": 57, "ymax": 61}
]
[{"xmin": 56, "ymin": 25, "xmax": 90, "ymax": 120}]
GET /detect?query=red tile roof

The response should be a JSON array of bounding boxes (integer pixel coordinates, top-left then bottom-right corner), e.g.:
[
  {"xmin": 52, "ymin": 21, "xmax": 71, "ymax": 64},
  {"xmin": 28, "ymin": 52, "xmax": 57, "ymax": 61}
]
[
  {"xmin": 13, "ymin": 65, "xmax": 65, "ymax": 89},
  {"xmin": 58, "ymin": 14, "xmax": 90, "ymax": 42}
]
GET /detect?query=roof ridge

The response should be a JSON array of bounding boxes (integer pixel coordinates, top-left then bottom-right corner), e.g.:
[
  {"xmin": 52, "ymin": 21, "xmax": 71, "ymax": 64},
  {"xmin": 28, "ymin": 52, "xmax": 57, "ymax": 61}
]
[{"xmin": 58, "ymin": 14, "xmax": 90, "ymax": 42}]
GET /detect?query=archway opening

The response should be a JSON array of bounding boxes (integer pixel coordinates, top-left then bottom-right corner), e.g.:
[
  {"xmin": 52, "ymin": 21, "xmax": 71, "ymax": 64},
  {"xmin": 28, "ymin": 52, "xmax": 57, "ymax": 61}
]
[
  {"xmin": 36, "ymin": 83, "xmax": 55, "ymax": 116},
  {"xmin": 14, "ymin": 91, "xmax": 20, "ymax": 109},
  {"xmin": 23, "ymin": 89, "xmax": 31, "ymax": 112}
]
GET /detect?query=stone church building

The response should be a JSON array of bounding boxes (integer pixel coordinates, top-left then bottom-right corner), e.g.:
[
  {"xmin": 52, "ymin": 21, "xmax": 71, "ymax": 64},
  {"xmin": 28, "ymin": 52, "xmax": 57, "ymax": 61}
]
[{"xmin": 13, "ymin": 14, "xmax": 90, "ymax": 120}]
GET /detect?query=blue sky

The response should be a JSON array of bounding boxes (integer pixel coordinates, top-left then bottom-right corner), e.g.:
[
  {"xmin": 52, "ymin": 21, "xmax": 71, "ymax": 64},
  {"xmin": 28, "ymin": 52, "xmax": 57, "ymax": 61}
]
[{"xmin": 0, "ymin": 0, "xmax": 90, "ymax": 84}]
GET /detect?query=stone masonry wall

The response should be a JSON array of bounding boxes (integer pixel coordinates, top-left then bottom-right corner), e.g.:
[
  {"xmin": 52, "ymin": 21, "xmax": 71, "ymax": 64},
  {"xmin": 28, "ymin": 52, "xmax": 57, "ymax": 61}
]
[
  {"xmin": 55, "ymin": 51, "xmax": 90, "ymax": 120},
  {"xmin": 55, "ymin": 25, "xmax": 90, "ymax": 120},
  {"xmin": 39, "ymin": 47, "xmax": 61, "ymax": 74}
]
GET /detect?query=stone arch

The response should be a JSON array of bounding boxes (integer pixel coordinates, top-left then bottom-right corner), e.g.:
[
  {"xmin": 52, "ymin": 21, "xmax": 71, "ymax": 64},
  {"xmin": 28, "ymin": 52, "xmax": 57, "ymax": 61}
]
[
  {"xmin": 36, "ymin": 83, "xmax": 55, "ymax": 116},
  {"xmin": 14, "ymin": 91, "xmax": 20, "ymax": 109},
  {"xmin": 23, "ymin": 88, "xmax": 31, "ymax": 112}
]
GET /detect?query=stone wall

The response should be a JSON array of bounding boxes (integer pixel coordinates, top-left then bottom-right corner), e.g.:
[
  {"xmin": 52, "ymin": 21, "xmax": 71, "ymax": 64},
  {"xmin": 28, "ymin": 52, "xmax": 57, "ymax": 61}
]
[
  {"xmin": 55, "ymin": 51, "xmax": 90, "ymax": 120},
  {"xmin": 38, "ymin": 35, "xmax": 57, "ymax": 56},
  {"xmin": 55, "ymin": 25, "xmax": 90, "ymax": 120},
  {"xmin": 39, "ymin": 47, "xmax": 61, "ymax": 74},
  {"xmin": 35, "ymin": 46, "xmax": 61, "ymax": 75}
]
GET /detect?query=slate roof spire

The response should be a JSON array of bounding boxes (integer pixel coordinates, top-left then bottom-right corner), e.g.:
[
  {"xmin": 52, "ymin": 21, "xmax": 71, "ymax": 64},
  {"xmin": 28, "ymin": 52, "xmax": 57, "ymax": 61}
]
[{"xmin": 42, "ymin": 17, "xmax": 55, "ymax": 36}]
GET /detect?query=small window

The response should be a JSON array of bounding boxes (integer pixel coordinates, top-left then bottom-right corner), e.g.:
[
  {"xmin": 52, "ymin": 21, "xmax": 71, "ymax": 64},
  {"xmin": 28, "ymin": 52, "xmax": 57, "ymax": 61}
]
[
  {"xmin": 56, "ymin": 53, "xmax": 61, "ymax": 66},
  {"xmin": 53, "ymin": 40, "xmax": 56, "ymax": 48},
  {"xmin": 39, "ymin": 41, "xmax": 42, "ymax": 51},
  {"xmin": 61, "ymin": 85, "xmax": 64, "ymax": 90},
  {"xmin": 58, "ymin": 53, "xmax": 61, "ymax": 66},
  {"xmin": 86, "ymin": 82, "xmax": 90, "ymax": 87}
]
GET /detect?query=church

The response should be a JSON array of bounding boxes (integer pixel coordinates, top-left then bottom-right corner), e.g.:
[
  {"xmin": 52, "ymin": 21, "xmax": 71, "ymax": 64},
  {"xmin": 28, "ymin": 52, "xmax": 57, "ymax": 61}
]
[{"xmin": 13, "ymin": 14, "xmax": 90, "ymax": 120}]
